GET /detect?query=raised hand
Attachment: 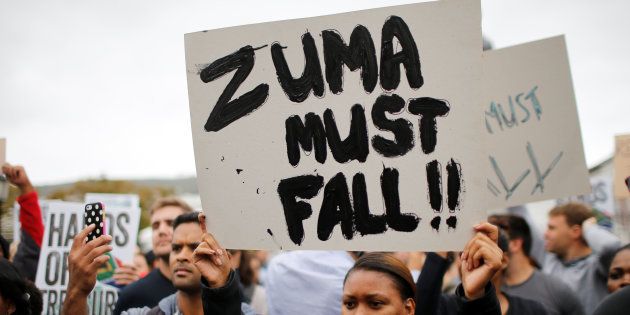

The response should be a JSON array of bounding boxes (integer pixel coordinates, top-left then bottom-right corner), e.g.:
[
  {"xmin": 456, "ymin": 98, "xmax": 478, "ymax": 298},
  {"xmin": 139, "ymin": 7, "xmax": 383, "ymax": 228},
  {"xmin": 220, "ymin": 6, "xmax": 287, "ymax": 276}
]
[
  {"xmin": 459, "ymin": 222, "xmax": 503, "ymax": 299},
  {"xmin": 113, "ymin": 263, "xmax": 140, "ymax": 286},
  {"xmin": 193, "ymin": 213, "xmax": 231, "ymax": 288},
  {"xmin": 63, "ymin": 224, "xmax": 113, "ymax": 315},
  {"xmin": 2, "ymin": 163, "xmax": 34, "ymax": 195},
  {"xmin": 67, "ymin": 224, "xmax": 113, "ymax": 297}
]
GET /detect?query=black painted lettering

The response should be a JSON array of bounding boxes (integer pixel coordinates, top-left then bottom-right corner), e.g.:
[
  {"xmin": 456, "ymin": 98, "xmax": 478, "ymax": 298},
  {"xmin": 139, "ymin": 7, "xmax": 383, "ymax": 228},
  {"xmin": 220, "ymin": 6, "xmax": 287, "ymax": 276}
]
[
  {"xmin": 352, "ymin": 173, "xmax": 387, "ymax": 236},
  {"xmin": 317, "ymin": 173, "xmax": 355, "ymax": 241},
  {"xmin": 426, "ymin": 160, "xmax": 442, "ymax": 213},
  {"xmin": 371, "ymin": 94, "xmax": 414, "ymax": 157},
  {"xmin": 446, "ymin": 159, "xmax": 463, "ymax": 212},
  {"xmin": 277, "ymin": 175, "xmax": 324, "ymax": 245},
  {"xmin": 324, "ymin": 104, "xmax": 369, "ymax": 163},
  {"xmin": 408, "ymin": 97, "xmax": 450, "ymax": 154},
  {"xmin": 285, "ymin": 113, "xmax": 327, "ymax": 166},
  {"xmin": 322, "ymin": 26, "xmax": 377, "ymax": 94},
  {"xmin": 200, "ymin": 45, "xmax": 269, "ymax": 132},
  {"xmin": 271, "ymin": 32, "xmax": 325, "ymax": 103},
  {"xmin": 381, "ymin": 168, "xmax": 420, "ymax": 232},
  {"xmin": 380, "ymin": 16, "xmax": 423, "ymax": 91}
]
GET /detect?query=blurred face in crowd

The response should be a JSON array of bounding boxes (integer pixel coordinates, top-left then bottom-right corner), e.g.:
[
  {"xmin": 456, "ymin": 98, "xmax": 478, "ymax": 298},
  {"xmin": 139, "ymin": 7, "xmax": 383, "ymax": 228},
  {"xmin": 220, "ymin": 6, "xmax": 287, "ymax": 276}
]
[
  {"xmin": 544, "ymin": 215, "xmax": 575, "ymax": 255},
  {"xmin": 607, "ymin": 249, "xmax": 630, "ymax": 293},
  {"xmin": 151, "ymin": 206, "xmax": 186, "ymax": 257},
  {"xmin": 169, "ymin": 222, "xmax": 203, "ymax": 293},
  {"xmin": 342, "ymin": 269, "xmax": 415, "ymax": 315}
]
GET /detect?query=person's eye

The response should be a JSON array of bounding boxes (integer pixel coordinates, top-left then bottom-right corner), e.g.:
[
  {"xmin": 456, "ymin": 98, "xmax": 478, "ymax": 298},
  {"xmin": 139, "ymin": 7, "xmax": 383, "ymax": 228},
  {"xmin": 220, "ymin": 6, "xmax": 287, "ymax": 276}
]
[
  {"xmin": 368, "ymin": 300, "xmax": 384, "ymax": 309},
  {"xmin": 609, "ymin": 269, "xmax": 622, "ymax": 280},
  {"xmin": 343, "ymin": 300, "xmax": 356, "ymax": 309},
  {"xmin": 166, "ymin": 220, "xmax": 174, "ymax": 227},
  {"xmin": 172, "ymin": 244, "xmax": 182, "ymax": 253},
  {"xmin": 151, "ymin": 222, "xmax": 159, "ymax": 230}
]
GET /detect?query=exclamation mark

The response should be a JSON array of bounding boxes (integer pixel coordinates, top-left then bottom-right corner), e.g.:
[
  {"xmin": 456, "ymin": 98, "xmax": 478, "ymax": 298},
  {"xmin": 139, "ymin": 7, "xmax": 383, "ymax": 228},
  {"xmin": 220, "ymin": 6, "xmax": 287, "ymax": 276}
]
[{"xmin": 426, "ymin": 160, "xmax": 442, "ymax": 231}]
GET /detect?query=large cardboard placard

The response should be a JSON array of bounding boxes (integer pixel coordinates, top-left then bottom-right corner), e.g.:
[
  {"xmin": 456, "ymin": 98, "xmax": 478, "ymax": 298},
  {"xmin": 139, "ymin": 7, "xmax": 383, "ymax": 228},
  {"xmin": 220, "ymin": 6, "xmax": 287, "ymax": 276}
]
[
  {"xmin": 35, "ymin": 201, "xmax": 140, "ymax": 314},
  {"xmin": 186, "ymin": 0, "xmax": 484, "ymax": 251},
  {"xmin": 483, "ymin": 36, "xmax": 590, "ymax": 210},
  {"xmin": 614, "ymin": 134, "xmax": 630, "ymax": 198}
]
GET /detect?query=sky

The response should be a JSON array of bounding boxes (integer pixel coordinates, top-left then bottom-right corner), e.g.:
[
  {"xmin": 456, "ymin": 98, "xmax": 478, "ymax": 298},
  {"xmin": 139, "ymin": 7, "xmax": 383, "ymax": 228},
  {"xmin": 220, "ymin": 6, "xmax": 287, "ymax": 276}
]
[{"xmin": 1, "ymin": 0, "xmax": 629, "ymax": 185}]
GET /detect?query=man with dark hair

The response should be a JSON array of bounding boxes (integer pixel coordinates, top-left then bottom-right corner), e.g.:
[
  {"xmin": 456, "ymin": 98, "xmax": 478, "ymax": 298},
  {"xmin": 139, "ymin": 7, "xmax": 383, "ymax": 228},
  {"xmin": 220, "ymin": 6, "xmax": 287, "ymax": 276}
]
[
  {"xmin": 490, "ymin": 214, "xmax": 584, "ymax": 315},
  {"xmin": 64, "ymin": 212, "xmax": 253, "ymax": 315},
  {"xmin": 114, "ymin": 197, "xmax": 194, "ymax": 314},
  {"xmin": 509, "ymin": 203, "xmax": 621, "ymax": 314}
]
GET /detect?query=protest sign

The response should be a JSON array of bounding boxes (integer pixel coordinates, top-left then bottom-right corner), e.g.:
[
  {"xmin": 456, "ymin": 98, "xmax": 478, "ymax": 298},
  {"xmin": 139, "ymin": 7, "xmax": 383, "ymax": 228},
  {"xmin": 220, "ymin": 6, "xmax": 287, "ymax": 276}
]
[
  {"xmin": 186, "ymin": 0, "xmax": 484, "ymax": 251},
  {"xmin": 557, "ymin": 175, "xmax": 615, "ymax": 216},
  {"xmin": 35, "ymin": 200, "xmax": 140, "ymax": 314},
  {"xmin": 483, "ymin": 36, "xmax": 590, "ymax": 210},
  {"xmin": 0, "ymin": 138, "xmax": 5, "ymax": 167},
  {"xmin": 614, "ymin": 134, "xmax": 630, "ymax": 198}
]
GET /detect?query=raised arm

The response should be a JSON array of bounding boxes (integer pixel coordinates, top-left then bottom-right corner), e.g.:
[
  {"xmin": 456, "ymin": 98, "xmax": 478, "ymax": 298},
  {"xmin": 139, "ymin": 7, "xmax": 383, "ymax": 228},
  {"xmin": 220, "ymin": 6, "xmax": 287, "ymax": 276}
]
[
  {"xmin": 2, "ymin": 163, "xmax": 44, "ymax": 281},
  {"xmin": 63, "ymin": 225, "xmax": 113, "ymax": 315},
  {"xmin": 415, "ymin": 252, "xmax": 450, "ymax": 315},
  {"xmin": 194, "ymin": 213, "xmax": 243, "ymax": 315},
  {"xmin": 582, "ymin": 217, "xmax": 621, "ymax": 255}
]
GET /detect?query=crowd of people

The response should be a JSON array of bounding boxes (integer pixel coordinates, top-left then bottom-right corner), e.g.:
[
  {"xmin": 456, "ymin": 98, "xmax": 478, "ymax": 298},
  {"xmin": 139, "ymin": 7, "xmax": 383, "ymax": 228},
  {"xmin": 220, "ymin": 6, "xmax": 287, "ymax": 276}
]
[{"xmin": 1, "ymin": 163, "xmax": 630, "ymax": 315}]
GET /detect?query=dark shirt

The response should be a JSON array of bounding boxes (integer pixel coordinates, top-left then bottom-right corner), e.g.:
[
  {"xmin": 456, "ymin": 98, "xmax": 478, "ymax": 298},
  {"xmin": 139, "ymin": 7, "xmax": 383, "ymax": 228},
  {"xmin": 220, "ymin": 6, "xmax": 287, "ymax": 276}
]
[
  {"xmin": 416, "ymin": 253, "xmax": 501, "ymax": 315},
  {"xmin": 114, "ymin": 268, "xmax": 176, "ymax": 315},
  {"xmin": 505, "ymin": 293, "xmax": 548, "ymax": 315},
  {"xmin": 592, "ymin": 286, "xmax": 630, "ymax": 315}
]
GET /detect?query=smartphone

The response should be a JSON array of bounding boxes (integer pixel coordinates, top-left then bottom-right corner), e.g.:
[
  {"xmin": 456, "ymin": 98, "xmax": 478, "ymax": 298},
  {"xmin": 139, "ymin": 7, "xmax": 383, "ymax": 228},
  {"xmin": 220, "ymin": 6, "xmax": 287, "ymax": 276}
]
[{"xmin": 84, "ymin": 202, "xmax": 106, "ymax": 242}]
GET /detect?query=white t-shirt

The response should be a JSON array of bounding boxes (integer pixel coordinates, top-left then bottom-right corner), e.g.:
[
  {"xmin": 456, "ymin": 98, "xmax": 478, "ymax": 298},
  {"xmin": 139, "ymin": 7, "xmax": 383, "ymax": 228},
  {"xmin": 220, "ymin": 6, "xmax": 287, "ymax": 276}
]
[{"xmin": 265, "ymin": 251, "xmax": 355, "ymax": 315}]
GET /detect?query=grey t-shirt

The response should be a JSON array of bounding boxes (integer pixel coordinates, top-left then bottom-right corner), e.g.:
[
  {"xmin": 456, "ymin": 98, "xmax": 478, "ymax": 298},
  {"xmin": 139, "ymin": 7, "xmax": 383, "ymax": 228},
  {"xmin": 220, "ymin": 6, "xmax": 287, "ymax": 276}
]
[{"xmin": 503, "ymin": 270, "xmax": 585, "ymax": 315}]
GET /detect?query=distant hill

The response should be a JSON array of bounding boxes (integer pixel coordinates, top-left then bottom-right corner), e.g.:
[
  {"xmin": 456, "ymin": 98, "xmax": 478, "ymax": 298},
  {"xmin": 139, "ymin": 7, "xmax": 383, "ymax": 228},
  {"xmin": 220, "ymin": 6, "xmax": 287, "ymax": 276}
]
[{"xmin": 36, "ymin": 176, "xmax": 199, "ymax": 198}]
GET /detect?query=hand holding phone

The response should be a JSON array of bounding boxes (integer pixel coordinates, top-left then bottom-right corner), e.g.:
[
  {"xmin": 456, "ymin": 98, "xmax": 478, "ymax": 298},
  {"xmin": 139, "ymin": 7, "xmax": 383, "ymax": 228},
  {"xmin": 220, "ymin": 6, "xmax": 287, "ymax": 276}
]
[{"xmin": 84, "ymin": 202, "xmax": 105, "ymax": 242}]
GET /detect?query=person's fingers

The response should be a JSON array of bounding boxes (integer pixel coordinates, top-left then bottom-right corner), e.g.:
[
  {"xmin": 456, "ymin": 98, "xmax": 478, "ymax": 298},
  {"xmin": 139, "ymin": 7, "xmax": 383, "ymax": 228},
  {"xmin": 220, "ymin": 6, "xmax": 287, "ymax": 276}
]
[
  {"xmin": 194, "ymin": 246, "xmax": 218, "ymax": 258},
  {"xmin": 195, "ymin": 242, "xmax": 222, "ymax": 265},
  {"xmin": 198, "ymin": 212, "xmax": 208, "ymax": 234},
  {"xmin": 85, "ymin": 244, "xmax": 113, "ymax": 263},
  {"xmin": 85, "ymin": 234, "xmax": 112, "ymax": 250},
  {"xmin": 113, "ymin": 272, "xmax": 139, "ymax": 284},
  {"xmin": 473, "ymin": 222, "xmax": 499, "ymax": 243},
  {"xmin": 201, "ymin": 232, "xmax": 224, "ymax": 257},
  {"xmin": 472, "ymin": 244, "xmax": 502, "ymax": 270},
  {"xmin": 115, "ymin": 265, "xmax": 137, "ymax": 275},
  {"xmin": 88, "ymin": 255, "xmax": 112, "ymax": 271},
  {"xmin": 72, "ymin": 224, "xmax": 96, "ymax": 251}
]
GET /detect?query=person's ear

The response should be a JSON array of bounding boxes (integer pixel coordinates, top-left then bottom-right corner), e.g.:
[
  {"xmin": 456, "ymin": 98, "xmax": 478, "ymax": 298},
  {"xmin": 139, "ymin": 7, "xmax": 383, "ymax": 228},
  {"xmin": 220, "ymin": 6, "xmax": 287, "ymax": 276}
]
[
  {"xmin": 569, "ymin": 225, "xmax": 583, "ymax": 241},
  {"xmin": 404, "ymin": 297, "xmax": 415, "ymax": 315}
]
